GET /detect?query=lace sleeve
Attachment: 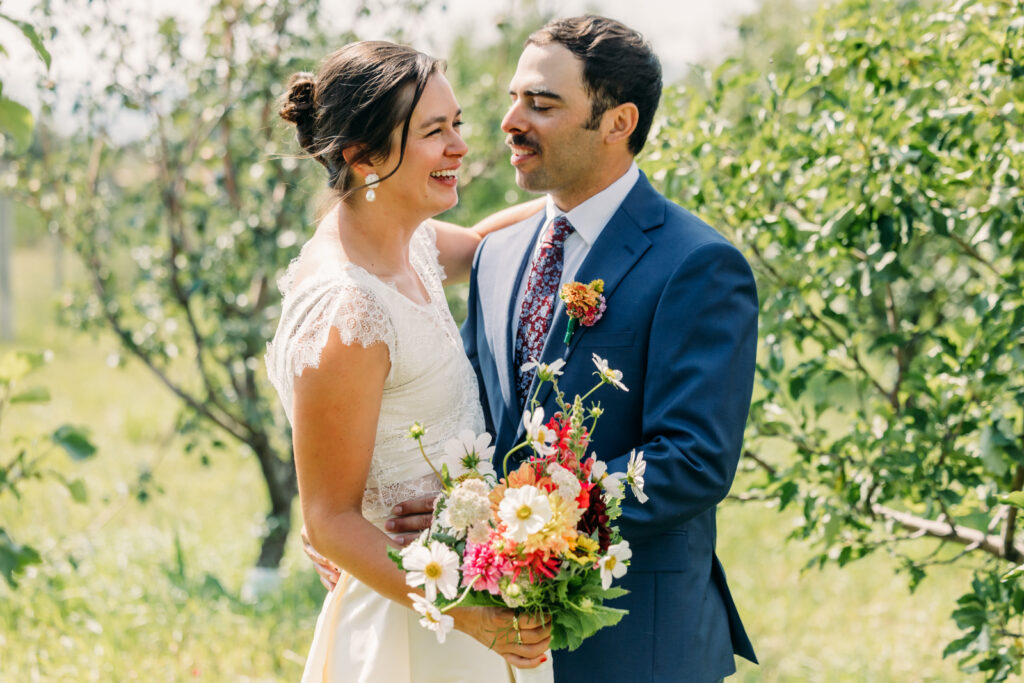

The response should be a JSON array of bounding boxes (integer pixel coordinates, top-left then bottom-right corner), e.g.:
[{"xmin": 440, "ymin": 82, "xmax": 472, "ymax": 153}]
[{"xmin": 265, "ymin": 275, "xmax": 396, "ymax": 423}]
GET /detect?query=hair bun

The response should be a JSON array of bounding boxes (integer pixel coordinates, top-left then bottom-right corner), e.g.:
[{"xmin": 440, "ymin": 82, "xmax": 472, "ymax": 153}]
[{"xmin": 280, "ymin": 72, "xmax": 316, "ymax": 125}]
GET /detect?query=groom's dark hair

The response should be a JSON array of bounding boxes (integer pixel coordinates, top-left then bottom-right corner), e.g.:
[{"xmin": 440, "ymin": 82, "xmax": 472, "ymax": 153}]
[{"xmin": 527, "ymin": 15, "xmax": 662, "ymax": 155}]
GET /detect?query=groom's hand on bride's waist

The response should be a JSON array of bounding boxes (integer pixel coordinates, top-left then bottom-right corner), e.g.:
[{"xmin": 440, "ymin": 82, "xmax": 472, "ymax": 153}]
[
  {"xmin": 301, "ymin": 525, "xmax": 341, "ymax": 591},
  {"xmin": 385, "ymin": 494, "xmax": 437, "ymax": 545}
]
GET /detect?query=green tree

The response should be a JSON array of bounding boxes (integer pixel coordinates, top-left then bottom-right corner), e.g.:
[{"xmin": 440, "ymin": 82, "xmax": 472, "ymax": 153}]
[
  {"xmin": 11, "ymin": 0, "xmax": 354, "ymax": 570},
  {"xmin": 644, "ymin": 0, "xmax": 1023, "ymax": 678}
]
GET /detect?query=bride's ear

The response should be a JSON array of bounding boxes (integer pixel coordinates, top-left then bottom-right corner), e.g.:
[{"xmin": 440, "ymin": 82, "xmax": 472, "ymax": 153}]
[{"xmin": 342, "ymin": 146, "xmax": 377, "ymax": 183}]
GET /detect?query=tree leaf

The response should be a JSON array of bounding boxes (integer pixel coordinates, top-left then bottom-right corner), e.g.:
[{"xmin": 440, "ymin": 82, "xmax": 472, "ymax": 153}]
[
  {"xmin": 0, "ymin": 95, "xmax": 34, "ymax": 153},
  {"xmin": 0, "ymin": 13, "xmax": 51, "ymax": 68},
  {"xmin": 52, "ymin": 425, "xmax": 97, "ymax": 460},
  {"xmin": 0, "ymin": 528, "xmax": 42, "ymax": 588},
  {"xmin": 66, "ymin": 478, "xmax": 87, "ymax": 503},
  {"xmin": 10, "ymin": 386, "xmax": 50, "ymax": 404}
]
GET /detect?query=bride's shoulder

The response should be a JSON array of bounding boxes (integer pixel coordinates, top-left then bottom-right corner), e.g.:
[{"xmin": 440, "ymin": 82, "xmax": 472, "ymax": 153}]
[
  {"xmin": 281, "ymin": 235, "xmax": 367, "ymax": 296},
  {"xmin": 269, "ymin": 241, "xmax": 395, "ymax": 374}
]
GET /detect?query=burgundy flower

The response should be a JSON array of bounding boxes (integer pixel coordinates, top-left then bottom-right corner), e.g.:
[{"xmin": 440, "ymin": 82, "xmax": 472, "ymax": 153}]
[{"xmin": 578, "ymin": 486, "xmax": 611, "ymax": 552}]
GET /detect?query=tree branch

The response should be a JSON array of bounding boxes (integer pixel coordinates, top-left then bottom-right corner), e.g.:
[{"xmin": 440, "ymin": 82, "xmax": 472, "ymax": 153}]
[
  {"xmin": 743, "ymin": 449, "xmax": 777, "ymax": 478},
  {"xmin": 872, "ymin": 504, "xmax": 1024, "ymax": 560},
  {"xmin": 1003, "ymin": 465, "xmax": 1024, "ymax": 562}
]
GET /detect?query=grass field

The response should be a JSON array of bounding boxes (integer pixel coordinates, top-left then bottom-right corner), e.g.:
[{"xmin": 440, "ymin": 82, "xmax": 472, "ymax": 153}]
[{"xmin": 1, "ymin": 242, "xmax": 972, "ymax": 681}]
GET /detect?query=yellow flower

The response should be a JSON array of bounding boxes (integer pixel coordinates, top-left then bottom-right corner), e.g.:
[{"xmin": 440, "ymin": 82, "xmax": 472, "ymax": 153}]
[
  {"xmin": 565, "ymin": 535, "xmax": 600, "ymax": 566},
  {"xmin": 524, "ymin": 492, "xmax": 583, "ymax": 556}
]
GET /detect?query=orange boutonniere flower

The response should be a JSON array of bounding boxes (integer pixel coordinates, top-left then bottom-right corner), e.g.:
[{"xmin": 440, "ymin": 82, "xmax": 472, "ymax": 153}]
[{"xmin": 559, "ymin": 279, "xmax": 606, "ymax": 344}]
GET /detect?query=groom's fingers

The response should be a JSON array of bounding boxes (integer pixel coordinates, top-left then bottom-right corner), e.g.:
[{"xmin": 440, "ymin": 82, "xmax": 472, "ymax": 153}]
[
  {"xmin": 391, "ymin": 495, "xmax": 437, "ymax": 516},
  {"xmin": 386, "ymin": 513, "xmax": 432, "ymax": 533},
  {"xmin": 301, "ymin": 525, "xmax": 340, "ymax": 590},
  {"xmin": 385, "ymin": 494, "xmax": 437, "ymax": 542}
]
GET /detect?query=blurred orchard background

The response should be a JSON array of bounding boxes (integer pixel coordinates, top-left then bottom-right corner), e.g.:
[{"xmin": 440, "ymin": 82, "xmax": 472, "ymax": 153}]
[{"xmin": 0, "ymin": 0, "xmax": 1022, "ymax": 680}]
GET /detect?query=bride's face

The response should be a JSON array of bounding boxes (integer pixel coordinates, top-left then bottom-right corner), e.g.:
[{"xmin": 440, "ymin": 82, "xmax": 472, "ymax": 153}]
[{"xmin": 373, "ymin": 73, "xmax": 468, "ymax": 218}]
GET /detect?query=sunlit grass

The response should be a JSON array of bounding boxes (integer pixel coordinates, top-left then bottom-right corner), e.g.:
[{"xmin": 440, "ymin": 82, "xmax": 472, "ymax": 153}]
[{"xmin": 2, "ymin": 242, "xmax": 975, "ymax": 681}]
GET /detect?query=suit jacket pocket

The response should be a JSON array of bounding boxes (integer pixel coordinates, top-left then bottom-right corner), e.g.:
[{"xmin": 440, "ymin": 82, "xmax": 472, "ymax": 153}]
[
  {"xmin": 577, "ymin": 330, "xmax": 636, "ymax": 348},
  {"xmin": 629, "ymin": 530, "xmax": 688, "ymax": 573}
]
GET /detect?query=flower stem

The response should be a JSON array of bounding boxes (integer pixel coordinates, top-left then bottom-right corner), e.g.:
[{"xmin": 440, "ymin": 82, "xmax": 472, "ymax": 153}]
[
  {"xmin": 440, "ymin": 574, "xmax": 482, "ymax": 613},
  {"xmin": 415, "ymin": 436, "xmax": 449, "ymax": 492},
  {"xmin": 502, "ymin": 441, "xmax": 530, "ymax": 478},
  {"xmin": 578, "ymin": 381, "xmax": 605, "ymax": 404}
]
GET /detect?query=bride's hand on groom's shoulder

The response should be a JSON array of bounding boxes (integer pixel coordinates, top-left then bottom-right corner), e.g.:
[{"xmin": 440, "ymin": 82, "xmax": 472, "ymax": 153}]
[
  {"xmin": 449, "ymin": 606, "xmax": 552, "ymax": 669},
  {"xmin": 385, "ymin": 494, "xmax": 437, "ymax": 546}
]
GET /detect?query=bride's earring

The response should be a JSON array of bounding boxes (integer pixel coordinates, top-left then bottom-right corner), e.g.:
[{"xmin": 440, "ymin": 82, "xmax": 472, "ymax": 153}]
[{"xmin": 365, "ymin": 173, "xmax": 380, "ymax": 202}]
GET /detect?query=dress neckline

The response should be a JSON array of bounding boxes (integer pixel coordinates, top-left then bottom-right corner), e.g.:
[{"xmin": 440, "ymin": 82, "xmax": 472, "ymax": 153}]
[
  {"xmin": 340, "ymin": 260, "xmax": 434, "ymax": 311},
  {"xmin": 285, "ymin": 227, "xmax": 437, "ymax": 312}
]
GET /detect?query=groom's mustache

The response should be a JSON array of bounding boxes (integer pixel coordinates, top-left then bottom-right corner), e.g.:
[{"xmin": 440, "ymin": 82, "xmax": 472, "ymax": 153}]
[{"xmin": 506, "ymin": 135, "xmax": 539, "ymax": 153}]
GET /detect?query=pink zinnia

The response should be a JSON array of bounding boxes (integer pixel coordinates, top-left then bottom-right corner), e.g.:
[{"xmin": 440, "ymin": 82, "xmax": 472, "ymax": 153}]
[{"xmin": 461, "ymin": 541, "xmax": 511, "ymax": 595}]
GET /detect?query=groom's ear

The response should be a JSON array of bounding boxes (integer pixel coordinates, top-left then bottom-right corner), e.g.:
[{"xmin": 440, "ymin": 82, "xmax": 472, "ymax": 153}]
[{"xmin": 601, "ymin": 102, "xmax": 639, "ymax": 148}]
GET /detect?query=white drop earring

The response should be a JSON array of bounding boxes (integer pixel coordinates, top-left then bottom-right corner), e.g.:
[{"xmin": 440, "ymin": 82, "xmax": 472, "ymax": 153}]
[{"xmin": 365, "ymin": 173, "xmax": 380, "ymax": 202}]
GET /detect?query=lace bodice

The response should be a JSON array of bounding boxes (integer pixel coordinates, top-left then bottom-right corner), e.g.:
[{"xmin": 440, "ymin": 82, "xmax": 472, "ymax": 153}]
[{"xmin": 265, "ymin": 223, "xmax": 485, "ymax": 523}]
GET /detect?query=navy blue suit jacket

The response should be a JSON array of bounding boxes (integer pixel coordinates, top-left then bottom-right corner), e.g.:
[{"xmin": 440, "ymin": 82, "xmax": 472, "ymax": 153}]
[{"xmin": 461, "ymin": 172, "xmax": 758, "ymax": 682}]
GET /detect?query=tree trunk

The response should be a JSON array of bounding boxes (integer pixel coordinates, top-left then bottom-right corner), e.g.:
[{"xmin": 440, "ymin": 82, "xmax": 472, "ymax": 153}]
[{"xmin": 251, "ymin": 434, "xmax": 298, "ymax": 568}]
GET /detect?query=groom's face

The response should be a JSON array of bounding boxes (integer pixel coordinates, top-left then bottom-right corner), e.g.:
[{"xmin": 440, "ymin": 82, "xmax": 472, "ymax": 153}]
[{"xmin": 501, "ymin": 43, "xmax": 605, "ymax": 210}]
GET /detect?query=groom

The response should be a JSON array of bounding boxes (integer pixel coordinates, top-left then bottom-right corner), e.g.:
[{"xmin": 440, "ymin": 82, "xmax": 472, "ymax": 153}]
[{"xmin": 461, "ymin": 16, "xmax": 759, "ymax": 682}]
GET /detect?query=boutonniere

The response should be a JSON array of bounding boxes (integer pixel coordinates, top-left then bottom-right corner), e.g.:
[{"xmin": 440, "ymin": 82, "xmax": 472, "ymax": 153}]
[{"xmin": 559, "ymin": 279, "xmax": 606, "ymax": 345}]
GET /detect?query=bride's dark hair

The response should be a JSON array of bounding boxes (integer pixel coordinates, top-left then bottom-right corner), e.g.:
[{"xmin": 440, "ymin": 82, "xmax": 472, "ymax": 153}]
[{"xmin": 279, "ymin": 41, "xmax": 443, "ymax": 200}]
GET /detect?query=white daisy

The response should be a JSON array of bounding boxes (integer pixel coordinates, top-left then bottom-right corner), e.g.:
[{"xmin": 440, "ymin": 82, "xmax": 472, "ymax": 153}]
[
  {"xmin": 626, "ymin": 450, "xmax": 648, "ymax": 504},
  {"xmin": 498, "ymin": 485, "xmax": 553, "ymax": 542},
  {"xmin": 444, "ymin": 429, "xmax": 497, "ymax": 478},
  {"xmin": 598, "ymin": 541, "xmax": 632, "ymax": 589},
  {"xmin": 591, "ymin": 354, "xmax": 629, "ymax": 392},
  {"xmin": 602, "ymin": 472, "xmax": 626, "ymax": 502},
  {"xmin": 409, "ymin": 593, "xmax": 455, "ymax": 643},
  {"xmin": 401, "ymin": 540, "xmax": 461, "ymax": 601},
  {"xmin": 520, "ymin": 356, "xmax": 566, "ymax": 382},
  {"xmin": 588, "ymin": 457, "xmax": 624, "ymax": 501},
  {"xmin": 522, "ymin": 408, "xmax": 557, "ymax": 456}
]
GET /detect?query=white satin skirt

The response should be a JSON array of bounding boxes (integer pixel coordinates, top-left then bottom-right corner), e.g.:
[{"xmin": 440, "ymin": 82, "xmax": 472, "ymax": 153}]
[{"xmin": 300, "ymin": 571, "xmax": 511, "ymax": 683}]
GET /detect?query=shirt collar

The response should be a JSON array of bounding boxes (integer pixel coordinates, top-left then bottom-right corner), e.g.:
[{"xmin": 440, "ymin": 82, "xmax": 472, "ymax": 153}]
[{"xmin": 543, "ymin": 162, "xmax": 640, "ymax": 246}]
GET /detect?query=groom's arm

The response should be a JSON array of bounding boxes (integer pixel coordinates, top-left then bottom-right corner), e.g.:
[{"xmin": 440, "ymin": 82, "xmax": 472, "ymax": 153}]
[
  {"xmin": 431, "ymin": 198, "xmax": 545, "ymax": 283},
  {"xmin": 611, "ymin": 240, "xmax": 759, "ymax": 542}
]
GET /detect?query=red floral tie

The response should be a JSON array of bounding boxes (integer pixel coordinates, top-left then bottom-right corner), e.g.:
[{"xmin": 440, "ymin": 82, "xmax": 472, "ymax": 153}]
[{"xmin": 514, "ymin": 216, "xmax": 574, "ymax": 408}]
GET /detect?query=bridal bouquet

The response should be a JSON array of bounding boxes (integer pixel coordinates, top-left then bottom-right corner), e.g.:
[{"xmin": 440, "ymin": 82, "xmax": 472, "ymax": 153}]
[{"xmin": 389, "ymin": 354, "xmax": 648, "ymax": 651}]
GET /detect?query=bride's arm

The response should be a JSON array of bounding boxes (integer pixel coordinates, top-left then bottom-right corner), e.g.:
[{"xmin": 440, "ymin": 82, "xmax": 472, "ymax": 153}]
[
  {"xmin": 430, "ymin": 197, "xmax": 545, "ymax": 284},
  {"xmin": 292, "ymin": 330, "xmax": 411, "ymax": 603},
  {"xmin": 293, "ymin": 330, "xmax": 550, "ymax": 667}
]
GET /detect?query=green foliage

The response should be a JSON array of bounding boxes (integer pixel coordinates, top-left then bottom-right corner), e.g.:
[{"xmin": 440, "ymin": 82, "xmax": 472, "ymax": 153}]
[
  {"xmin": 644, "ymin": 0, "xmax": 1023, "ymax": 678},
  {"xmin": 0, "ymin": 350, "xmax": 96, "ymax": 588},
  {"xmin": 0, "ymin": 11, "xmax": 50, "ymax": 152},
  {"xmin": 9, "ymin": 0, "xmax": 362, "ymax": 568}
]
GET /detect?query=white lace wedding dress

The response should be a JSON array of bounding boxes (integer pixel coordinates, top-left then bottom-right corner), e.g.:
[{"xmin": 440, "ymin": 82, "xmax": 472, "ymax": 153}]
[{"xmin": 266, "ymin": 224, "xmax": 509, "ymax": 683}]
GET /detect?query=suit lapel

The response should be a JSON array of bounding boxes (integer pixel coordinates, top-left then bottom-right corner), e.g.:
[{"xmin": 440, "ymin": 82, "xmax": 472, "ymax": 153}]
[{"xmin": 524, "ymin": 174, "xmax": 663, "ymax": 421}]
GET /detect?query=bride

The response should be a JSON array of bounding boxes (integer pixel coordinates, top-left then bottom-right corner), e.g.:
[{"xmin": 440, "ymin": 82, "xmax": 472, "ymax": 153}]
[{"xmin": 265, "ymin": 41, "xmax": 551, "ymax": 682}]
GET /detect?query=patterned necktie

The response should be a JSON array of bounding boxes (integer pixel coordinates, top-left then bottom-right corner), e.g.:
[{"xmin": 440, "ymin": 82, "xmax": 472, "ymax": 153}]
[{"xmin": 514, "ymin": 216, "xmax": 574, "ymax": 408}]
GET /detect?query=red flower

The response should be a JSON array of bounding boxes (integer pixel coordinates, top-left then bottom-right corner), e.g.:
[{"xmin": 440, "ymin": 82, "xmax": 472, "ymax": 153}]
[{"xmin": 578, "ymin": 486, "xmax": 611, "ymax": 552}]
